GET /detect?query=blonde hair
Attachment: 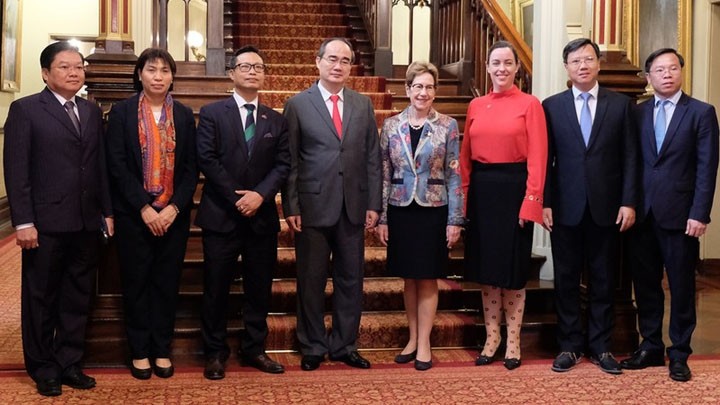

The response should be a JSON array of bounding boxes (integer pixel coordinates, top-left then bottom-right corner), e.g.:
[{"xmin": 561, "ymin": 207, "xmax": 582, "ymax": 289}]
[{"xmin": 405, "ymin": 61, "xmax": 439, "ymax": 87}]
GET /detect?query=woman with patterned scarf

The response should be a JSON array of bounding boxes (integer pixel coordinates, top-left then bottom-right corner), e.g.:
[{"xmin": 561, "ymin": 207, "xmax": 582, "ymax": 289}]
[{"xmin": 106, "ymin": 48, "xmax": 198, "ymax": 380}]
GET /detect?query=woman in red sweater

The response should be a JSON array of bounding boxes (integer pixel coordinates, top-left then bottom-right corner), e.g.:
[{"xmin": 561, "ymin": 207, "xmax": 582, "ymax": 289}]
[{"xmin": 459, "ymin": 41, "xmax": 547, "ymax": 370}]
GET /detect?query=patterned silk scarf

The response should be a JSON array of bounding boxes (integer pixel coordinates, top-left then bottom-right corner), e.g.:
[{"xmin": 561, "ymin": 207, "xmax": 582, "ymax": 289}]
[{"xmin": 138, "ymin": 92, "xmax": 176, "ymax": 209}]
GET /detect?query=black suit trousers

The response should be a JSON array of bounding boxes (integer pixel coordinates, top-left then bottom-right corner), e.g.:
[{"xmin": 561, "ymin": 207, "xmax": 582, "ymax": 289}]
[
  {"xmin": 295, "ymin": 206, "xmax": 365, "ymax": 358},
  {"xmin": 115, "ymin": 212, "xmax": 190, "ymax": 359},
  {"xmin": 626, "ymin": 213, "xmax": 697, "ymax": 361},
  {"xmin": 201, "ymin": 224, "xmax": 277, "ymax": 359},
  {"xmin": 551, "ymin": 208, "xmax": 619, "ymax": 356},
  {"xmin": 21, "ymin": 231, "xmax": 99, "ymax": 381}
]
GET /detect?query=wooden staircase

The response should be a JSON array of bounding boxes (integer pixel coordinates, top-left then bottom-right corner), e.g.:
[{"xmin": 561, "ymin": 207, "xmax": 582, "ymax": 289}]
[{"xmin": 81, "ymin": 0, "xmax": 572, "ymax": 367}]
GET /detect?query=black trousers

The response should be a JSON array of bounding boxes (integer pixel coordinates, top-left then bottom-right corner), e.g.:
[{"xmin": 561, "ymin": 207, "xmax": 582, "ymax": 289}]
[
  {"xmin": 295, "ymin": 207, "xmax": 365, "ymax": 358},
  {"xmin": 115, "ymin": 213, "xmax": 190, "ymax": 359},
  {"xmin": 551, "ymin": 209, "xmax": 620, "ymax": 356},
  {"xmin": 626, "ymin": 213, "xmax": 697, "ymax": 361},
  {"xmin": 201, "ymin": 225, "xmax": 277, "ymax": 359},
  {"xmin": 21, "ymin": 231, "xmax": 99, "ymax": 382}
]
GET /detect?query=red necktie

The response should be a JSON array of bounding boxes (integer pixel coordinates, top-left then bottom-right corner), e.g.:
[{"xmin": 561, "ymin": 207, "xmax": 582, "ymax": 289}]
[{"xmin": 330, "ymin": 94, "xmax": 342, "ymax": 139}]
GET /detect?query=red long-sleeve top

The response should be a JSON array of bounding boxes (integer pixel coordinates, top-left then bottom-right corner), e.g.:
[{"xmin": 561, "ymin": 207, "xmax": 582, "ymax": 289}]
[{"xmin": 460, "ymin": 85, "xmax": 548, "ymax": 224}]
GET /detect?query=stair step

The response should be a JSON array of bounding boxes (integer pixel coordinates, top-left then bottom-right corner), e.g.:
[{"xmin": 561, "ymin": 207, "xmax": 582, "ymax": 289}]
[
  {"xmin": 233, "ymin": 2, "xmax": 345, "ymax": 15},
  {"xmin": 234, "ymin": 12, "xmax": 348, "ymax": 26},
  {"xmin": 236, "ymin": 24, "xmax": 349, "ymax": 38}
]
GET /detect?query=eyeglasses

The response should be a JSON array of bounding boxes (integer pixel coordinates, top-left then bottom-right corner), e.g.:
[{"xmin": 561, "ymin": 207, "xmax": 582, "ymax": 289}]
[
  {"xmin": 52, "ymin": 65, "xmax": 86, "ymax": 74},
  {"xmin": 409, "ymin": 83, "xmax": 436, "ymax": 92},
  {"xmin": 566, "ymin": 56, "xmax": 598, "ymax": 68},
  {"xmin": 649, "ymin": 65, "xmax": 681, "ymax": 75},
  {"xmin": 233, "ymin": 63, "xmax": 266, "ymax": 73},
  {"xmin": 321, "ymin": 56, "xmax": 352, "ymax": 67}
]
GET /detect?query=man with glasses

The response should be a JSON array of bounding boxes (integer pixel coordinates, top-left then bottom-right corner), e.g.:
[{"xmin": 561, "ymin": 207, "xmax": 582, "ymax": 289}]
[
  {"xmin": 3, "ymin": 41, "xmax": 113, "ymax": 396},
  {"xmin": 196, "ymin": 45, "xmax": 290, "ymax": 379},
  {"xmin": 621, "ymin": 48, "xmax": 719, "ymax": 382},
  {"xmin": 282, "ymin": 37, "xmax": 381, "ymax": 371},
  {"xmin": 541, "ymin": 38, "xmax": 638, "ymax": 375}
]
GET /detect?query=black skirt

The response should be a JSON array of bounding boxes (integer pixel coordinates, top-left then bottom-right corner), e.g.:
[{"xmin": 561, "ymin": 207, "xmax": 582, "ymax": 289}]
[
  {"xmin": 464, "ymin": 162, "xmax": 533, "ymax": 289},
  {"xmin": 386, "ymin": 202, "xmax": 449, "ymax": 279}
]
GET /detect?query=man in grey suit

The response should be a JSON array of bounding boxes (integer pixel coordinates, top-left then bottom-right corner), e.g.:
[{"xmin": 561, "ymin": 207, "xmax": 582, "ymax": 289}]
[{"xmin": 282, "ymin": 37, "xmax": 382, "ymax": 371}]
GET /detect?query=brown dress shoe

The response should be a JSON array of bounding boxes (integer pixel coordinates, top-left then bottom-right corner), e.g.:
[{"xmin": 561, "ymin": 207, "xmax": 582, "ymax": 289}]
[
  {"xmin": 204, "ymin": 357, "xmax": 226, "ymax": 380},
  {"xmin": 242, "ymin": 353, "xmax": 285, "ymax": 374}
]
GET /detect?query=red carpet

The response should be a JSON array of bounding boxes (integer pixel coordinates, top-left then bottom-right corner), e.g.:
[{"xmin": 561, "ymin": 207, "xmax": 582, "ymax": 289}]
[{"xmin": 2, "ymin": 357, "xmax": 720, "ymax": 404}]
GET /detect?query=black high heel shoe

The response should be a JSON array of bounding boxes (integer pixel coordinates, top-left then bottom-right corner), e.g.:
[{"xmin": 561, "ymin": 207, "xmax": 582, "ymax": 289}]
[
  {"xmin": 475, "ymin": 353, "xmax": 496, "ymax": 366},
  {"xmin": 394, "ymin": 350, "xmax": 417, "ymax": 364},
  {"xmin": 414, "ymin": 359, "xmax": 432, "ymax": 371},
  {"xmin": 153, "ymin": 361, "xmax": 175, "ymax": 378},
  {"xmin": 503, "ymin": 358, "xmax": 521, "ymax": 370},
  {"xmin": 129, "ymin": 361, "xmax": 152, "ymax": 380}
]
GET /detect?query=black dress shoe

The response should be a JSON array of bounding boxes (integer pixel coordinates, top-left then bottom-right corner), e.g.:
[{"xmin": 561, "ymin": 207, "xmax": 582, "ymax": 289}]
[
  {"xmin": 61, "ymin": 366, "xmax": 96, "ymax": 389},
  {"xmin": 414, "ymin": 359, "xmax": 432, "ymax": 371},
  {"xmin": 620, "ymin": 350, "xmax": 665, "ymax": 370},
  {"xmin": 153, "ymin": 362, "xmax": 174, "ymax": 378},
  {"xmin": 36, "ymin": 379, "xmax": 62, "ymax": 397},
  {"xmin": 503, "ymin": 358, "xmax": 521, "ymax": 370},
  {"xmin": 591, "ymin": 352, "xmax": 623, "ymax": 375},
  {"xmin": 301, "ymin": 355, "xmax": 324, "ymax": 371},
  {"xmin": 551, "ymin": 351, "xmax": 583, "ymax": 372},
  {"xmin": 394, "ymin": 350, "xmax": 417, "ymax": 364},
  {"xmin": 669, "ymin": 359, "xmax": 691, "ymax": 382},
  {"xmin": 129, "ymin": 362, "xmax": 152, "ymax": 380},
  {"xmin": 475, "ymin": 353, "xmax": 496, "ymax": 366},
  {"xmin": 330, "ymin": 351, "xmax": 371, "ymax": 369},
  {"xmin": 243, "ymin": 353, "xmax": 285, "ymax": 374},
  {"xmin": 204, "ymin": 357, "xmax": 226, "ymax": 380}
]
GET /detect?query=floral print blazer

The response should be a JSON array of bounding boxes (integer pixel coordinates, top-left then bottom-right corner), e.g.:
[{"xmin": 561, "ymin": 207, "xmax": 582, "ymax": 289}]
[{"xmin": 379, "ymin": 107, "xmax": 464, "ymax": 226}]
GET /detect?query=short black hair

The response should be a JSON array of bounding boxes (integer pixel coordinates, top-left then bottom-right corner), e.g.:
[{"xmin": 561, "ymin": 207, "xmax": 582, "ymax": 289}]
[
  {"xmin": 487, "ymin": 40, "xmax": 518, "ymax": 64},
  {"xmin": 230, "ymin": 45, "xmax": 265, "ymax": 69},
  {"xmin": 317, "ymin": 37, "xmax": 355, "ymax": 63},
  {"xmin": 562, "ymin": 38, "xmax": 600, "ymax": 63},
  {"xmin": 133, "ymin": 48, "xmax": 177, "ymax": 92},
  {"xmin": 644, "ymin": 48, "xmax": 685, "ymax": 73},
  {"xmin": 40, "ymin": 41, "xmax": 83, "ymax": 70}
]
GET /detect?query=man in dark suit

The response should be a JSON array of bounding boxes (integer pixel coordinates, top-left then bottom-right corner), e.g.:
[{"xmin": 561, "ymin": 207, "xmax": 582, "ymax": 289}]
[
  {"xmin": 3, "ymin": 41, "xmax": 113, "ymax": 397},
  {"xmin": 196, "ymin": 45, "xmax": 290, "ymax": 379},
  {"xmin": 620, "ymin": 48, "xmax": 719, "ymax": 382},
  {"xmin": 282, "ymin": 37, "xmax": 382, "ymax": 371},
  {"xmin": 542, "ymin": 38, "xmax": 638, "ymax": 375}
]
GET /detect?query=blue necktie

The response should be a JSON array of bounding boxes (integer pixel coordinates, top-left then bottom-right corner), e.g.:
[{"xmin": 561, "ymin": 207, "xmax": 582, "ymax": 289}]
[
  {"xmin": 244, "ymin": 104, "xmax": 255, "ymax": 142},
  {"xmin": 655, "ymin": 100, "xmax": 670, "ymax": 153},
  {"xmin": 579, "ymin": 92, "xmax": 592, "ymax": 146}
]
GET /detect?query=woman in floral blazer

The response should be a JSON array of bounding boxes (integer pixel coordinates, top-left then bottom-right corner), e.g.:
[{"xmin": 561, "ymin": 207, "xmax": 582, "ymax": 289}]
[{"xmin": 376, "ymin": 61, "xmax": 464, "ymax": 371}]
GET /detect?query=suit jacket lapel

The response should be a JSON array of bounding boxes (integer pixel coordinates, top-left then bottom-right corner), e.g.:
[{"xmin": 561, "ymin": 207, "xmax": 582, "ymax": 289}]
[
  {"xmin": 341, "ymin": 89, "xmax": 355, "ymax": 142},
  {"xmin": 40, "ymin": 88, "xmax": 81, "ymax": 139},
  {"xmin": 641, "ymin": 100, "xmax": 658, "ymax": 159},
  {"xmin": 397, "ymin": 109, "xmax": 415, "ymax": 172},
  {"xmin": 249, "ymin": 104, "xmax": 272, "ymax": 158},
  {"xmin": 77, "ymin": 98, "xmax": 91, "ymax": 139},
  {"xmin": 587, "ymin": 88, "xmax": 609, "ymax": 149},
  {"xmin": 126, "ymin": 95, "xmax": 143, "ymax": 173},
  {"xmin": 659, "ymin": 93, "xmax": 689, "ymax": 156},
  {"xmin": 561, "ymin": 90, "xmax": 587, "ymax": 150},
  {"xmin": 224, "ymin": 97, "xmax": 249, "ymax": 158},
  {"xmin": 308, "ymin": 84, "xmax": 340, "ymax": 141}
]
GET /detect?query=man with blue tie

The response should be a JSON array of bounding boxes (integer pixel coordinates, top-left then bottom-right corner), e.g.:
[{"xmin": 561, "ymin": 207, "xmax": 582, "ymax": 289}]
[
  {"xmin": 542, "ymin": 38, "xmax": 639, "ymax": 375},
  {"xmin": 620, "ymin": 48, "xmax": 719, "ymax": 382}
]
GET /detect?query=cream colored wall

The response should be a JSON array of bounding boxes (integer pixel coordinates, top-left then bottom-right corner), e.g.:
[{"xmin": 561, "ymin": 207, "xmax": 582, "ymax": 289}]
[
  {"xmin": 0, "ymin": 0, "xmax": 98, "ymax": 196},
  {"xmin": 692, "ymin": 0, "xmax": 720, "ymax": 259},
  {"xmin": 391, "ymin": 4, "xmax": 431, "ymax": 65}
]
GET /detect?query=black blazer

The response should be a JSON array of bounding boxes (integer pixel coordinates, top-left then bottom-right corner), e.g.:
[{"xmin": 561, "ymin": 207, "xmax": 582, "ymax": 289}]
[
  {"xmin": 635, "ymin": 93, "xmax": 719, "ymax": 229},
  {"xmin": 195, "ymin": 97, "xmax": 290, "ymax": 234},
  {"xmin": 3, "ymin": 87, "xmax": 112, "ymax": 232},
  {"xmin": 105, "ymin": 94, "xmax": 198, "ymax": 217},
  {"xmin": 543, "ymin": 87, "xmax": 639, "ymax": 227}
]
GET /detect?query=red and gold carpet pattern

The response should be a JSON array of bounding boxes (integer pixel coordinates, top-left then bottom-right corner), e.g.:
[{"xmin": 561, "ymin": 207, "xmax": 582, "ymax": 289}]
[
  {"xmin": 234, "ymin": 2, "xmax": 344, "ymax": 15},
  {"xmin": 2, "ymin": 356, "xmax": 720, "ymax": 404}
]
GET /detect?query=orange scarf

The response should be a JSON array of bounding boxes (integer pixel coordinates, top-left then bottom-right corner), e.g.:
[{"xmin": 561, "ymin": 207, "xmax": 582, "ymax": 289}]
[{"xmin": 138, "ymin": 92, "xmax": 176, "ymax": 209}]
